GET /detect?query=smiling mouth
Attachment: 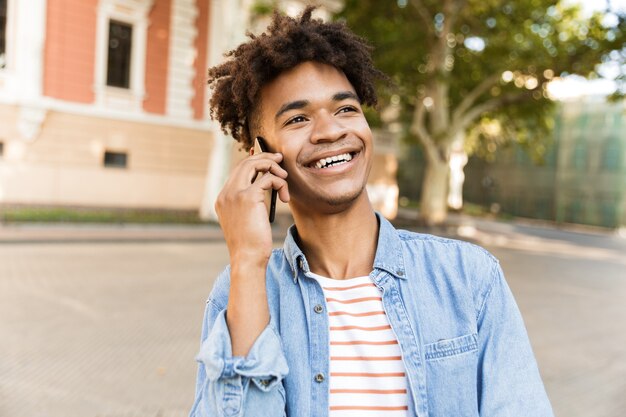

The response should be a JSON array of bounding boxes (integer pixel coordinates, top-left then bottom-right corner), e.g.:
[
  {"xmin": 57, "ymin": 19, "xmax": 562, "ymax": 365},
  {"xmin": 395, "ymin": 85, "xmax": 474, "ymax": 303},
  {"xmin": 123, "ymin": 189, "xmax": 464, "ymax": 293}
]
[{"xmin": 312, "ymin": 152, "xmax": 357, "ymax": 169}]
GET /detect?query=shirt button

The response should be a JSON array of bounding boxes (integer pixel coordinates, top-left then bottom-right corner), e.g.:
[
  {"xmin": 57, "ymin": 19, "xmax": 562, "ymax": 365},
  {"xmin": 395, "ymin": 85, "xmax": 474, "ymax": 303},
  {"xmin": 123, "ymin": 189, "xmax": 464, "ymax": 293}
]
[
  {"xmin": 314, "ymin": 373, "xmax": 325, "ymax": 383},
  {"xmin": 298, "ymin": 258, "xmax": 304, "ymax": 269},
  {"xmin": 259, "ymin": 379, "xmax": 270, "ymax": 387},
  {"xmin": 314, "ymin": 304, "xmax": 323, "ymax": 314}
]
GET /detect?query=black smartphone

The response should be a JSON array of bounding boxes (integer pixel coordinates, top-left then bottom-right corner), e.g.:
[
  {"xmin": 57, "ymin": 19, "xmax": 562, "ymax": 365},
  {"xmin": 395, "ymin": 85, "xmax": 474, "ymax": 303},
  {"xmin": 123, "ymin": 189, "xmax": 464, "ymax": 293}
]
[{"xmin": 254, "ymin": 136, "xmax": 278, "ymax": 223}]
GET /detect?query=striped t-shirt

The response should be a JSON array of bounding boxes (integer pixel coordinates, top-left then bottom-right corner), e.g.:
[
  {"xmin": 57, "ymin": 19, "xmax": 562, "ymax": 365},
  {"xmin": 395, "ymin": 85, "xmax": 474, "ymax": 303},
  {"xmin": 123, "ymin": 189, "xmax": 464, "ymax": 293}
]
[{"xmin": 309, "ymin": 272, "xmax": 409, "ymax": 416}]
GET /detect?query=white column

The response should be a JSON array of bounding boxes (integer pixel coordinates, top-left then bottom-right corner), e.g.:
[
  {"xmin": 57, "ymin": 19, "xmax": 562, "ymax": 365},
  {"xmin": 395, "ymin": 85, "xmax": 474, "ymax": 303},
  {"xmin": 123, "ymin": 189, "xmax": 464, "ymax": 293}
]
[
  {"xmin": 199, "ymin": 0, "xmax": 252, "ymax": 221},
  {"xmin": 130, "ymin": 13, "xmax": 149, "ymax": 109},
  {"xmin": 13, "ymin": 0, "xmax": 47, "ymax": 102},
  {"xmin": 12, "ymin": 0, "xmax": 48, "ymax": 141},
  {"xmin": 166, "ymin": 0, "xmax": 198, "ymax": 119},
  {"xmin": 93, "ymin": 3, "xmax": 108, "ymax": 107}
]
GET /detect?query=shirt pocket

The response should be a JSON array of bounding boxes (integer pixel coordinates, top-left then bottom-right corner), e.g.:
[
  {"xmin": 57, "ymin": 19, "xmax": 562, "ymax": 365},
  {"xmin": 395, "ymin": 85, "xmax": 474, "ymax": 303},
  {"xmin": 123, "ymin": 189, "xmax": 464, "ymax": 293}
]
[
  {"xmin": 424, "ymin": 333, "xmax": 480, "ymax": 416},
  {"xmin": 424, "ymin": 333, "xmax": 478, "ymax": 361}
]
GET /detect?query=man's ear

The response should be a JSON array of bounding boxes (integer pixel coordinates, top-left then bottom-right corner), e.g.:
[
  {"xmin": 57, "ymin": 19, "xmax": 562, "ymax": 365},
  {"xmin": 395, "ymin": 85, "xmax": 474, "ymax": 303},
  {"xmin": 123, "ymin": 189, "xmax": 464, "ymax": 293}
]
[{"xmin": 247, "ymin": 103, "xmax": 264, "ymax": 144}]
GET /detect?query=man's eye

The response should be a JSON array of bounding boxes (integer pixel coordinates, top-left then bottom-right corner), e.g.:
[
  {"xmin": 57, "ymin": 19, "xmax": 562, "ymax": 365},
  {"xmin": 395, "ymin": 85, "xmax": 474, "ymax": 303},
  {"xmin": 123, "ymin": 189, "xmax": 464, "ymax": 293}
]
[
  {"xmin": 285, "ymin": 116, "xmax": 307, "ymax": 125},
  {"xmin": 337, "ymin": 106, "xmax": 357, "ymax": 114}
]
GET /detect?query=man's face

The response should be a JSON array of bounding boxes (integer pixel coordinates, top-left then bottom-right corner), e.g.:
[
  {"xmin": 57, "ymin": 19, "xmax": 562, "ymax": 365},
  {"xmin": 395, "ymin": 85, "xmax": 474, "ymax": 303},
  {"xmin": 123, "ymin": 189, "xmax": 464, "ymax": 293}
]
[{"xmin": 257, "ymin": 61, "xmax": 373, "ymax": 214}]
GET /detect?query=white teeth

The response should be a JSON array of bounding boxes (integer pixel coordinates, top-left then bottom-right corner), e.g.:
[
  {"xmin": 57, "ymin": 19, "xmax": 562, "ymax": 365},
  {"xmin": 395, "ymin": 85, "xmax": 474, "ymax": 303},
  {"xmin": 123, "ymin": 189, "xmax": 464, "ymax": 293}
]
[{"xmin": 314, "ymin": 152, "xmax": 354, "ymax": 169}]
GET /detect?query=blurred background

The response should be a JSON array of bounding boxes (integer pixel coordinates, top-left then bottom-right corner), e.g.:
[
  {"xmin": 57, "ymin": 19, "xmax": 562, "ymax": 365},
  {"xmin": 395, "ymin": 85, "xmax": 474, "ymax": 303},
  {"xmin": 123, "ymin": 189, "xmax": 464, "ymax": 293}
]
[{"xmin": 0, "ymin": 0, "xmax": 625, "ymax": 416}]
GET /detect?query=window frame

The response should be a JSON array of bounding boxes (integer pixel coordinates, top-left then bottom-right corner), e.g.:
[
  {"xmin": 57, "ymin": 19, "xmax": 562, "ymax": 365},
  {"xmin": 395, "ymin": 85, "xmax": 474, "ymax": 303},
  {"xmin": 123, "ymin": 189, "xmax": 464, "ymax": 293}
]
[
  {"xmin": 0, "ymin": 0, "xmax": 7, "ymax": 69},
  {"xmin": 94, "ymin": 0, "xmax": 153, "ymax": 111},
  {"xmin": 103, "ymin": 150, "xmax": 128, "ymax": 169},
  {"xmin": 0, "ymin": 0, "xmax": 14, "ymax": 74}
]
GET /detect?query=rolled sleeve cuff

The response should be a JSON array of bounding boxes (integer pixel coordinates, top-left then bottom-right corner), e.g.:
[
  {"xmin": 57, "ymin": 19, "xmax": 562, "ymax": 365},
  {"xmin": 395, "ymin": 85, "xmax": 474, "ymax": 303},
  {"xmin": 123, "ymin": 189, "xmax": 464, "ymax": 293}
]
[{"xmin": 196, "ymin": 309, "xmax": 289, "ymax": 391}]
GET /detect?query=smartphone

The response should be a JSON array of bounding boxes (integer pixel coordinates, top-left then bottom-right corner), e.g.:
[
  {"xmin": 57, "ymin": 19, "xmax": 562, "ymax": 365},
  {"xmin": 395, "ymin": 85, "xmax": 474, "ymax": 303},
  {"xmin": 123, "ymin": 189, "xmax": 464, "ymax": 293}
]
[{"xmin": 253, "ymin": 136, "xmax": 278, "ymax": 223}]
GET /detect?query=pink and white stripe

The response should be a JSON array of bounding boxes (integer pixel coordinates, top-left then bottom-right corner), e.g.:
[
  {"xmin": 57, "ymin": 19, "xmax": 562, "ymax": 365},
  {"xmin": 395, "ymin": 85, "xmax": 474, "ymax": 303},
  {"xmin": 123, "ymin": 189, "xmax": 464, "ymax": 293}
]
[{"xmin": 309, "ymin": 273, "xmax": 409, "ymax": 417}]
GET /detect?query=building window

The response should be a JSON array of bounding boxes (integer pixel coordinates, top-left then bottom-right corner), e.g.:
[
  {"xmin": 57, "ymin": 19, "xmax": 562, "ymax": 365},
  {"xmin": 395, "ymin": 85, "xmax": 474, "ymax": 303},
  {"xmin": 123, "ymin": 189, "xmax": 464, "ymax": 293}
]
[
  {"xmin": 103, "ymin": 150, "xmax": 127, "ymax": 168},
  {"xmin": 571, "ymin": 140, "xmax": 587, "ymax": 170},
  {"xmin": 534, "ymin": 196, "xmax": 552, "ymax": 221},
  {"xmin": 95, "ymin": 1, "xmax": 152, "ymax": 111},
  {"xmin": 599, "ymin": 199, "xmax": 618, "ymax": 228},
  {"xmin": 565, "ymin": 199, "xmax": 584, "ymax": 224},
  {"xmin": 0, "ymin": 0, "xmax": 7, "ymax": 69},
  {"xmin": 601, "ymin": 137, "xmax": 622, "ymax": 172},
  {"xmin": 106, "ymin": 21, "xmax": 132, "ymax": 88}
]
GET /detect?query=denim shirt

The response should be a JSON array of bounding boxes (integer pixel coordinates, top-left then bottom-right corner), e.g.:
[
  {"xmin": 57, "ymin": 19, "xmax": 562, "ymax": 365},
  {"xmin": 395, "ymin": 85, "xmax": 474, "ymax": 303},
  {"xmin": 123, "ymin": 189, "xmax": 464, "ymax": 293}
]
[{"xmin": 189, "ymin": 214, "xmax": 554, "ymax": 417}]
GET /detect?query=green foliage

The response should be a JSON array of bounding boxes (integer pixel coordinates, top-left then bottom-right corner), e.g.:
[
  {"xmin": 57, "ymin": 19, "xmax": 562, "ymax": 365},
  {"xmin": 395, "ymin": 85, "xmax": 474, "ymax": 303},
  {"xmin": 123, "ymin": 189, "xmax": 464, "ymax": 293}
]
[
  {"xmin": 466, "ymin": 100, "xmax": 556, "ymax": 164},
  {"xmin": 251, "ymin": 0, "xmax": 278, "ymax": 19},
  {"xmin": 338, "ymin": 0, "xmax": 626, "ymax": 157},
  {"xmin": 363, "ymin": 106, "xmax": 384, "ymax": 128},
  {"xmin": 0, "ymin": 207, "xmax": 206, "ymax": 224}
]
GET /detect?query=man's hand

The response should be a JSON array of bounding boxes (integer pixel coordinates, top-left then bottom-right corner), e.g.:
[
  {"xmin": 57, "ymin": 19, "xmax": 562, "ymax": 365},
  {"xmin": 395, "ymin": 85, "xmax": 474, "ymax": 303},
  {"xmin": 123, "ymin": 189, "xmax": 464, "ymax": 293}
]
[
  {"xmin": 216, "ymin": 151, "xmax": 289, "ymax": 265},
  {"xmin": 214, "ymin": 151, "xmax": 290, "ymax": 357}
]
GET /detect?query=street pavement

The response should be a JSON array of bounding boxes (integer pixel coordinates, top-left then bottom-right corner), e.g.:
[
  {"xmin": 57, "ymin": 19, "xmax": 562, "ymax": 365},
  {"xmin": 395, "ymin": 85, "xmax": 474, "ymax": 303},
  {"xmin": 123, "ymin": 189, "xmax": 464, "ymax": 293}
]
[{"xmin": 1, "ymin": 216, "xmax": 625, "ymax": 417}]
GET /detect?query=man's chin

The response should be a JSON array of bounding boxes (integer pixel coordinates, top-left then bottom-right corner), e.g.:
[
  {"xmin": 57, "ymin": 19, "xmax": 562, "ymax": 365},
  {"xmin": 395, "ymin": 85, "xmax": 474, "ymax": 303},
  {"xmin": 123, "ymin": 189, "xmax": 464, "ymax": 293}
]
[
  {"xmin": 298, "ymin": 187, "xmax": 367, "ymax": 214},
  {"xmin": 325, "ymin": 191, "xmax": 361, "ymax": 207}
]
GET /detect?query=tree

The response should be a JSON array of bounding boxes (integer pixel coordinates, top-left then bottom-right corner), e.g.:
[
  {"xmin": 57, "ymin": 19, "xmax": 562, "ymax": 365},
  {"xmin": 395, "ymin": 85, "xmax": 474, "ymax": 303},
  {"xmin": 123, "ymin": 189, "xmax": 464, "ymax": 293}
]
[{"xmin": 338, "ymin": 0, "xmax": 626, "ymax": 225}]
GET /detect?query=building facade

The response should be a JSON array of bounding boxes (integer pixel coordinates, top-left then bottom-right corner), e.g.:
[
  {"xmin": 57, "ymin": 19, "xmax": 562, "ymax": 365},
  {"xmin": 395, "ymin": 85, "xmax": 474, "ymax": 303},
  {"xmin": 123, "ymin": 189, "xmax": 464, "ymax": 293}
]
[
  {"xmin": 0, "ymin": 0, "xmax": 399, "ymax": 220},
  {"xmin": 553, "ymin": 98, "xmax": 625, "ymax": 228},
  {"xmin": 462, "ymin": 98, "xmax": 626, "ymax": 229},
  {"xmin": 0, "ymin": 0, "xmax": 215, "ymax": 211}
]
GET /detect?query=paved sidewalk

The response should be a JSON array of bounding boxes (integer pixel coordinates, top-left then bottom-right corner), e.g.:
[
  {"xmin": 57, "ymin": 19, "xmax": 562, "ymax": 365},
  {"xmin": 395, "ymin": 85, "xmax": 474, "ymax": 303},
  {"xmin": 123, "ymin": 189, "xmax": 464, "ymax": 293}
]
[
  {"xmin": 1, "ymin": 214, "xmax": 625, "ymax": 417},
  {"xmin": 1, "ymin": 241, "xmax": 225, "ymax": 417}
]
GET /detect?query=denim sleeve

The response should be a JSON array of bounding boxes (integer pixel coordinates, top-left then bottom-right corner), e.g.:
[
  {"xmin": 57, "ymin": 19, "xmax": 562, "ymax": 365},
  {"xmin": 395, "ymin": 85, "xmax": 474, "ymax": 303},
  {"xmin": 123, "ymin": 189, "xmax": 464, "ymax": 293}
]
[
  {"xmin": 188, "ymin": 289, "xmax": 289, "ymax": 417},
  {"xmin": 476, "ymin": 262, "xmax": 554, "ymax": 417}
]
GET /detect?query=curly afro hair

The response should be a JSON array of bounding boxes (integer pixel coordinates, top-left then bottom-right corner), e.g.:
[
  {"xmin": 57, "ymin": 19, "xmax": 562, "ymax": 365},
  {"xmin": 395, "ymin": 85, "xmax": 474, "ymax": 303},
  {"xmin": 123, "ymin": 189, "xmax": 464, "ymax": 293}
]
[{"xmin": 207, "ymin": 6, "xmax": 386, "ymax": 150}]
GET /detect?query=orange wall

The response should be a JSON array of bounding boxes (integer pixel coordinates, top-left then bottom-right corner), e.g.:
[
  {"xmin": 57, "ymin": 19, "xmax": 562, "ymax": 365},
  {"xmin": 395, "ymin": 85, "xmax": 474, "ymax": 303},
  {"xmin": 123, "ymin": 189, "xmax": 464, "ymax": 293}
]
[
  {"xmin": 44, "ymin": 0, "xmax": 97, "ymax": 103},
  {"xmin": 144, "ymin": 0, "xmax": 171, "ymax": 114},
  {"xmin": 192, "ymin": 0, "xmax": 209, "ymax": 120}
]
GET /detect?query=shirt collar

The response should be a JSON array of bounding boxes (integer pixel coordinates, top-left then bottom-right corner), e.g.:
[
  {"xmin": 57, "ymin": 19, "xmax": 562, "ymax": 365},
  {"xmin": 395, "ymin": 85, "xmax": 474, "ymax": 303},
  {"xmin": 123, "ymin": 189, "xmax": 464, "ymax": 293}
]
[{"xmin": 283, "ymin": 212, "xmax": 407, "ymax": 283}]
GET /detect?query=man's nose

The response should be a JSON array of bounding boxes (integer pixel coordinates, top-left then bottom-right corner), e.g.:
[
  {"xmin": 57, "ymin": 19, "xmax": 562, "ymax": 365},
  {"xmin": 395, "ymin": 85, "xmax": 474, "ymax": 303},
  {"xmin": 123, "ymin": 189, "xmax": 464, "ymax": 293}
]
[{"xmin": 310, "ymin": 111, "xmax": 348, "ymax": 144}]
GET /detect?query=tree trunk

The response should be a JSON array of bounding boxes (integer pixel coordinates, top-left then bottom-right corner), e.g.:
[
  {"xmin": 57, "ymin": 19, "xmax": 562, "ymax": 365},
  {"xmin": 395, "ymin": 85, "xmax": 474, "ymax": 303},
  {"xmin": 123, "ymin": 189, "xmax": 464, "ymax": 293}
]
[
  {"xmin": 419, "ymin": 152, "xmax": 449, "ymax": 226},
  {"xmin": 414, "ymin": 22, "xmax": 455, "ymax": 226}
]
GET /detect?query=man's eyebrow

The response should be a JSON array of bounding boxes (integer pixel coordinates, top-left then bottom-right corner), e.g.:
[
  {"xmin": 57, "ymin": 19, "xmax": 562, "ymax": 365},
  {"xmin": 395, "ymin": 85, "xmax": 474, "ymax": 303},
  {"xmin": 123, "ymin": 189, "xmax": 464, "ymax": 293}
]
[
  {"xmin": 274, "ymin": 92, "xmax": 360, "ymax": 120},
  {"xmin": 275, "ymin": 100, "xmax": 310, "ymax": 120},
  {"xmin": 332, "ymin": 91, "xmax": 360, "ymax": 102}
]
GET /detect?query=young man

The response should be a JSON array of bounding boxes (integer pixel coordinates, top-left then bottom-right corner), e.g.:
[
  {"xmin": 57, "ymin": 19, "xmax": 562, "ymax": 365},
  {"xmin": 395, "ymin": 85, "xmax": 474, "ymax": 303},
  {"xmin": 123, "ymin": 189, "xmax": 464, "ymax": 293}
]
[{"xmin": 189, "ymin": 7, "xmax": 553, "ymax": 417}]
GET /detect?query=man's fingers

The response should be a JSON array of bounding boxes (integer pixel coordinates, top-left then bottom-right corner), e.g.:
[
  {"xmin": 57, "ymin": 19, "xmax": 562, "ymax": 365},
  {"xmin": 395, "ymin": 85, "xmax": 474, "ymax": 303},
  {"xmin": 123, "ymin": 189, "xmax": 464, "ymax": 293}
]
[
  {"xmin": 257, "ymin": 160, "xmax": 288, "ymax": 179},
  {"xmin": 277, "ymin": 185, "xmax": 290, "ymax": 203},
  {"xmin": 255, "ymin": 173, "xmax": 290, "ymax": 203},
  {"xmin": 218, "ymin": 152, "xmax": 290, "ymax": 210},
  {"xmin": 247, "ymin": 152, "xmax": 283, "ymax": 164},
  {"xmin": 241, "ymin": 158, "xmax": 287, "ymax": 186}
]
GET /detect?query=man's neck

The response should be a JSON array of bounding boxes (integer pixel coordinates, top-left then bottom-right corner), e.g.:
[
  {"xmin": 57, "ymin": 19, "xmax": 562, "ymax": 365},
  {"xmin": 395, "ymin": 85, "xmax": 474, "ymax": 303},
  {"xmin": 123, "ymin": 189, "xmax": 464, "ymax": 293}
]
[{"xmin": 291, "ymin": 195, "xmax": 379, "ymax": 280}]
